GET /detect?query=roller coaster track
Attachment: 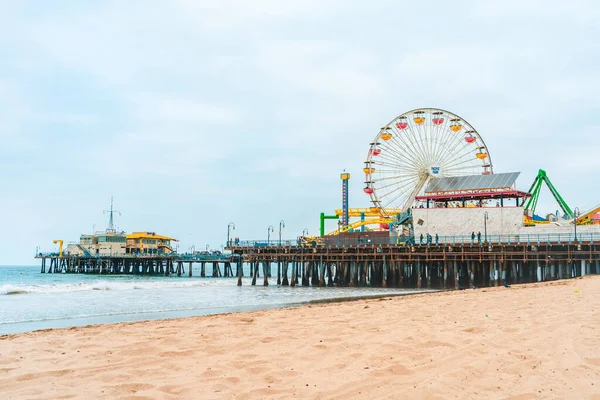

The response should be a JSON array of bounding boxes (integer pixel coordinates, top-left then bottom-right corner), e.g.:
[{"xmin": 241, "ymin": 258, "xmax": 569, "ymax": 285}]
[
  {"xmin": 573, "ymin": 204, "xmax": 600, "ymax": 225},
  {"xmin": 326, "ymin": 217, "xmax": 396, "ymax": 236},
  {"xmin": 334, "ymin": 208, "xmax": 402, "ymax": 217}
]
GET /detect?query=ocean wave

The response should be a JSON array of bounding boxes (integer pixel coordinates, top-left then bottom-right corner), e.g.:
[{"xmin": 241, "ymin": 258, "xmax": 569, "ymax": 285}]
[{"xmin": 0, "ymin": 279, "xmax": 237, "ymax": 295}]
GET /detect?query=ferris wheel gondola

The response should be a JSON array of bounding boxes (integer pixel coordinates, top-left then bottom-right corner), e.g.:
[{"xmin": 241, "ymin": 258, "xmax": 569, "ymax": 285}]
[{"xmin": 363, "ymin": 108, "xmax": 493, "ymax": 217}]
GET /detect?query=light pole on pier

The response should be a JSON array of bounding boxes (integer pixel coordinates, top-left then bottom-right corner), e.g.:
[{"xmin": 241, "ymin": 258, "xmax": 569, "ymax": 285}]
[
  {"xmin": 574, "ymin": 207, "xmax": 580, "ymax": 242},
  {"xmin": 279, "ymin": 220, "xmax": 285, "ymax": 246},
  {"xmin": 303, "ymin": 228, "xmax": 309, "ymax": 237},
  {"xmin": 227, "ymin": 222, "xmax": 235, "ymax": 247},
  {"xmin": 484, "ymin": 211, "xmax": 489, "ymax": 243},
  {"xmin": 268, "ymin": 225, "xmax": 274, "ymax": 246}
]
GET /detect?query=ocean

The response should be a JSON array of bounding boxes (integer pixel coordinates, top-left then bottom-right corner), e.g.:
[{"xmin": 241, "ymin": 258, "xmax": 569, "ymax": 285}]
[{"xmin": 0, "ymin": 265, "xmax": 429, "ymax": 335}]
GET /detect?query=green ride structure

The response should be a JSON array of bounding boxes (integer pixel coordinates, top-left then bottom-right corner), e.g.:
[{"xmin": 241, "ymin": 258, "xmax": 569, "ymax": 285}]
[{"xmin": 524, "ymin": 169, "xmax": 574, "ymax": 221}]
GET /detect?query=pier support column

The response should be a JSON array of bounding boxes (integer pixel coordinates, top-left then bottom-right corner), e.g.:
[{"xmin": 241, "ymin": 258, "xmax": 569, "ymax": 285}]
[
  {"xmin": 251, "ymin": 262, "xmax": 257, "ymax": 286},
  {"xmin": 558, "ymin": 261, "xmax": 563, "ymax": 279},
  {"xmin": 318, "ymin": 257, "xmax": 325, "ymax": 287},
  {"xmin": 277, "ymin": 261, "xmax": 281, "ymax": 285},
  {"xmin": 492, "ymin": 261, "xmax": 498, "ymax": 287},
  {"xmin": 301, "ymin": 262, "xmax": 309, "ymax": 286},
  {"xmin": 442, "ymin": 261, "xmax": 448, "ymax": 289},
  {"xmin": 581, "ymin": 259, "xmax": 586, "ymax": 277},
  {"xmin": 426, "ymin": 263, "xmax": 431, "ymax": 289},
  {"xmin": 398, "ymin": 262, "xmax": 404, "ymax": 288},
  {"xmin": 263, "ymin": 261, "xmax": 269, "ymax": 286},
  {"xmin": 311, "ymin": 262, "xmax": 319, "ymax": 286},
  {"xmin": 327, "ymin": 263, "xmax": 334, "ymax": 287},
  {"xmin": 536, "ymin": 261, "xmax": 542, "ymax": 282},
  {"xmin": 417, "ymin": 262, "xmax": 422, "ymax": 289},
  {"xmin": 468, "ymin": 261, "xmax": 474, "ymax": 288},
  {"xmin": 290, "ymin": 261, "xmax": 296, "ymax": 287},
  {"xmin": 382, "ymin": 256, "xmax": 388, "ymax": 288},
  {"xmin": 349, "ymin": 261, "xmax": 356, "ymax": 287},
  {"xmin": 360, "ymin": 262, "xmax": 368, "ymax": 287},
  {"xmin": 282, "ymin": 261, "xmax": 289, "ymax": 286},
  {"xmin": 454, "ymin": 261, "xmax": 459, "ymax": 289}
]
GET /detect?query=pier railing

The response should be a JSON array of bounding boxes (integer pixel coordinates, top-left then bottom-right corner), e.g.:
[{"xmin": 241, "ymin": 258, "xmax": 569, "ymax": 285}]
[
  {"xmin": 176, "ymin": 252, "xmax": 237, "ymax": 261},
  {"xmin": 233, "ymin": 232, "xmax": 600, "ymax": 248},
  {"xmin": 35, "ymin": 252, "xmax": 236, "ymax": 261}
]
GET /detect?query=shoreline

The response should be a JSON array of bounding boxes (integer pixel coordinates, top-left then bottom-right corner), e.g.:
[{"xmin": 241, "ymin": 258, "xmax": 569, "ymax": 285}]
[
  {"xmin": 0, "ymin": 286, "xmax": 433, "ymax": 335},
  {"xmin": 1, "ymin": 277, "xmax": 598, "ymax": 399}
]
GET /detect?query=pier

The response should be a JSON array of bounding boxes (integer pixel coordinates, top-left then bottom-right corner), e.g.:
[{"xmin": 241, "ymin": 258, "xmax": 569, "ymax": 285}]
[
  {"xmin": 36, "ymin": 253, "xmax": 242, "ymax": 278},
  {"xmin": 228, "ymin": 236, "xmax": 600, "ymax": 289},
  {"xmin": 37, "ymin": 235, "xmax": 600, "ymax": 289}
]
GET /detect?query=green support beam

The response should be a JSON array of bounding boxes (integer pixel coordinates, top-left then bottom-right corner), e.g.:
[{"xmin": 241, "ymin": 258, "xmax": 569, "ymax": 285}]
[
  {"xmin": 320, "ymin": 212, "xmax": 339, "ymax": 237},
  {"xmin": 524, "ymin": 169, "xmax": 573, "ymax": 219}
]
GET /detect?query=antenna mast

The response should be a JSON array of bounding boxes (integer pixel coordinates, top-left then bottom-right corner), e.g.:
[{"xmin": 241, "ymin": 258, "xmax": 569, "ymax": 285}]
[{"xmin": 103, "ymin": 196, "xmax": 121, "ymax": 233}]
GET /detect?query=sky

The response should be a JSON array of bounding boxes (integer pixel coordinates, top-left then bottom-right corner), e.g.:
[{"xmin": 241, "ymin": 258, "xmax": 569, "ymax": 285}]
[{"xmin": 1, "ymin": 1, "xmax": 599, "ymax": 264}]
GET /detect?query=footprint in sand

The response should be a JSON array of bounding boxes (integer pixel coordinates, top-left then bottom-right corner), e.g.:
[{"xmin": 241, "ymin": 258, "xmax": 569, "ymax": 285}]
[{"xmin": 370, "ymin": 364, "xmax": 412, "ymax": 376}]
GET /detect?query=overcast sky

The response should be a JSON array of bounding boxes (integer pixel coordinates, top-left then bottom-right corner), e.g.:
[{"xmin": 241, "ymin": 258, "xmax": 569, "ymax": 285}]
[{"xmin": 1, "ymin": 1, "xmax": 599, "ymax": 264}]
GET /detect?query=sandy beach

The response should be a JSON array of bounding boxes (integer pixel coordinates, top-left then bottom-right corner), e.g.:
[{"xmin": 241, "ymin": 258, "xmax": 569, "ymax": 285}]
[{"xmin": 1, "ymin": 277, "xmax": 599, "ymax": 399}]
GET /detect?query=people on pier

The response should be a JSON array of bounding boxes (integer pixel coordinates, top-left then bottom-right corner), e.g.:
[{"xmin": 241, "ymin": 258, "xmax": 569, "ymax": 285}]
[
  {"xmin": 435, "ymin": 233, "xmax": 439, "ymax": 245},
  {"xmin": 419, "ymin": 233, "xmax": 424, "ymax": 245},
  {"xmin": 477, "ymin": 231, "xmax": 482, "ymax": 244},
  {"xmin": 471, "ymin": 232, "xmax": 475, "ymax": 244}
]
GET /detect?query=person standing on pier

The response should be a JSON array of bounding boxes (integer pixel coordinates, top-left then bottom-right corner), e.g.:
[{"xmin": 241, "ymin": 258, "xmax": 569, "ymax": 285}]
[
  {"xmin": 477, "ymin": 231, "xmax": 482, "ymax": 244},
  {"xmin": 435, "ymin": 233, "xmax": 439, "ymax": 245},
  {"xmin": 471, "ymin": 232, "xmax": 475, "ymax": 244},
  {"xmin": 420, "ymin": 233, "xmax": 424, "ymax": 245}
]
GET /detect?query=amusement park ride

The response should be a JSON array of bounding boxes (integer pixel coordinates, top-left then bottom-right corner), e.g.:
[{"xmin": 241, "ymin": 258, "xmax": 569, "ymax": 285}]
[{"xmin": 305, "ymin": 107, "xmax": 600, "ymax": 245}]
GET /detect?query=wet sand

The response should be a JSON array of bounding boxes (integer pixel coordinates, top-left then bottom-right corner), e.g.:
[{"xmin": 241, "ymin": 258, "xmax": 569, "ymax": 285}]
[{"xmin": 1, "ymin": 277, "xmax": 599, "ymax": 399}]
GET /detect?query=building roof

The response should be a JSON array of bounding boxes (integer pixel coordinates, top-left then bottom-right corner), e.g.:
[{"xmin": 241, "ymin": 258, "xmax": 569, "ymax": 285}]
[
  {"xmin": 126, "ymin": 232, "xmax": 177, "ymax": 241},
  {"xmin": 415, "ymin": 189, "xmax": 530, "ymax": 202},
  {"xmin": 425, "ymin": 172, "xmax": 520, "ymax": 193}
]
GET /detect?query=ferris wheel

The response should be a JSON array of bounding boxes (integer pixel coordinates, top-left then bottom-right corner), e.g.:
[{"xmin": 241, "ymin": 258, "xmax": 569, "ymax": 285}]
[{"xmin": 364, "ymin": 108, "xmax": 493, "ymax": 216}]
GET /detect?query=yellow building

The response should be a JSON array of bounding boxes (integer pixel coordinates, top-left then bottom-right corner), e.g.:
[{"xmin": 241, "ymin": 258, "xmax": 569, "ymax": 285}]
[{"xmin": 126, "ymin": 232, "xmax": 176, "ymax": 255}]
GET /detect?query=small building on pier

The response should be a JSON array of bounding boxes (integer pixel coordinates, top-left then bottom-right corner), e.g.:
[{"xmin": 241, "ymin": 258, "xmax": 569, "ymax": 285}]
[
  {"xmin": 412, "ymin": 172, "xmax": 529, "ymax": 239},
  {"xmin": 65, "ymin": 231, "xmax": 177, "ymax": 257},
  {"xmin": 66, "ymin": 231, "xmax": 127, "ymax": 256},
  {"xmin": 126, "ymin": 232, "xmax": 177, "ymax": 255}
]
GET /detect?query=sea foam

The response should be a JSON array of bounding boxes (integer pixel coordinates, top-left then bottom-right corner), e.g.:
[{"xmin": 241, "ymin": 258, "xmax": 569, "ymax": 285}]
[{"xmin": 0, "ymin": 279, "xmax": 236, "ymax": 295}]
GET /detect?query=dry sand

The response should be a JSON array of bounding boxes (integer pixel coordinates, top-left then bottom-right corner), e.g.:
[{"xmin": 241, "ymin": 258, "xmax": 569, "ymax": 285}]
[{"xmin": 1, "ymin": 277, "xmax": 599, "ymax": 400}]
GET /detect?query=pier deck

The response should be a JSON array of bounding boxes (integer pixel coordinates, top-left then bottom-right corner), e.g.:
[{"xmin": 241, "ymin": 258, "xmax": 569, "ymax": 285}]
[
  {"xmin": 37, "ymin": 240, "xmax": 600, "ymax": 290},
  {"xmin": 36, "ymin": 253, "xmax": 241, "ymax": 277},
  {"xmin": 228, "ymin": 239, "xmax": 600, "ymax": 288}
]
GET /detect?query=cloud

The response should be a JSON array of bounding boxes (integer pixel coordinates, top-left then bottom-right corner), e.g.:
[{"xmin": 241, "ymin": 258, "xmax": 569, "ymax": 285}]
[
  {"xmin": 128, "ymin": 93, "xmax": 242, "ymax": 125},
  {"xmin": 1, "ymin": 1, "xmax": 600, "ymax": 263}
]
